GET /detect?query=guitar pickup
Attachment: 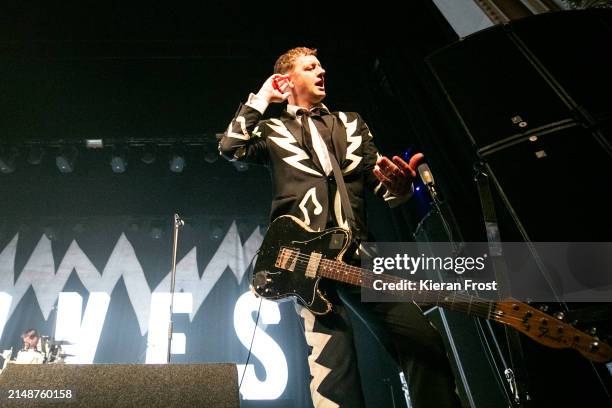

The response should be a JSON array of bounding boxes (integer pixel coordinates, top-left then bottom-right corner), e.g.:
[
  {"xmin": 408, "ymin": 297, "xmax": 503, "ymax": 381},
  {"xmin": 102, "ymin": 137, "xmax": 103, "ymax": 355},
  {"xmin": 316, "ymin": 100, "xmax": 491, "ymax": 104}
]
[{"xmin": 305, "ymin": 252, "xmax": 323, "ymax": 278}]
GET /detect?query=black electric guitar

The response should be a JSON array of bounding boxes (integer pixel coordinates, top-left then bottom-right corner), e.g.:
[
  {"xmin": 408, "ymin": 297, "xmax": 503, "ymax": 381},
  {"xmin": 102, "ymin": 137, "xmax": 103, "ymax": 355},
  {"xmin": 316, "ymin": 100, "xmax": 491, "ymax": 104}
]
[{"xmin": 252, "ymin": 215, "xmax": 612, "ymax": 363}]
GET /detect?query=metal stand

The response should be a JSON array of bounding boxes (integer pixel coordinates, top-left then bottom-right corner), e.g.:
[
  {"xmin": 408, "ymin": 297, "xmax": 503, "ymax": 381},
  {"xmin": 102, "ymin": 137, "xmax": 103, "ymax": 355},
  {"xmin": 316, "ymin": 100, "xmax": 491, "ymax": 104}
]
[
  {"xmin": 474, "ymin": 165, "xmax": 530, "ymax": 407},
  {"xmin": 415, "ymin": 183, "xmax": 513, "ymax": 408},
  {"xmin": 167, "ymin": 213, "xmax": 184, "ymax": 364},
  {"xmin": 422, "ymin": 183, "xmax": 462, "ymax": 257}
]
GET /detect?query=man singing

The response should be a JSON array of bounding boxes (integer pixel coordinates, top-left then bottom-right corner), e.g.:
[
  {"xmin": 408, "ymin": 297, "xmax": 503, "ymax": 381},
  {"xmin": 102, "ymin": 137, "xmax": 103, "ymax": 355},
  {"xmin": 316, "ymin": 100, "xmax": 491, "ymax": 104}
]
[{"xmin": 219, "ymin": 47, "xmax": 460, "ymax": 408}]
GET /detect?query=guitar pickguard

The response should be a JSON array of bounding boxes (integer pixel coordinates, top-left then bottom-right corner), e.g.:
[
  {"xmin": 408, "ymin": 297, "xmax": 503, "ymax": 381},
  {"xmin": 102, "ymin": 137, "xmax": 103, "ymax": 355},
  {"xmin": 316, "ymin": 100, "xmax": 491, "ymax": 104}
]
[{"xmin": 252, "ymin": 215, "xmax": 351, "ymax": 315}]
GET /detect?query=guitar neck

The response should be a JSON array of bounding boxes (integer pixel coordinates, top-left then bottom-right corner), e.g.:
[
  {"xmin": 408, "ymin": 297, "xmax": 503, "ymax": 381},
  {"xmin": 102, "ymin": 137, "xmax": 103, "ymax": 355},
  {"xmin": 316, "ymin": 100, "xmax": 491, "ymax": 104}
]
[
  {"xmin": 269, "ymin": 230, "xmax": 612, "ymax": 363},
  {"xmin": 318, "ymin": 258, "xmax": 498, "ymax": 320},
  {"xmin": 267, "ymin": 223, "xmax": 612, "ymax": 363}
]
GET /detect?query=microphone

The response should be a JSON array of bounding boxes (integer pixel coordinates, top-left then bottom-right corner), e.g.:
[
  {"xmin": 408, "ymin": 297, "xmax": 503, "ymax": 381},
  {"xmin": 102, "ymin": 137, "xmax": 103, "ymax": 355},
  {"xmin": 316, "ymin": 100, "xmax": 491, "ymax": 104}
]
[
  {"xmin": 417, "ymin": 163, "xmax": 435, "ymax": 186},
  {"xmin": 174, "ymin": 214, "xmax": 185, "ymax": 227},
  {"xmin": 417, "ymin": 163, "xmax": 440, "ymax": 202}
]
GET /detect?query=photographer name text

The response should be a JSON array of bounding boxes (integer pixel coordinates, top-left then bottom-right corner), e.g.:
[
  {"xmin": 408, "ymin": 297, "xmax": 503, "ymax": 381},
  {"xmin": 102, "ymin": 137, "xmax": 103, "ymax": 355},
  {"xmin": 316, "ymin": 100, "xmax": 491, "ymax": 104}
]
[{"xmin": 372, "ymin": 279, "xmax": 498, "ymax": 292}]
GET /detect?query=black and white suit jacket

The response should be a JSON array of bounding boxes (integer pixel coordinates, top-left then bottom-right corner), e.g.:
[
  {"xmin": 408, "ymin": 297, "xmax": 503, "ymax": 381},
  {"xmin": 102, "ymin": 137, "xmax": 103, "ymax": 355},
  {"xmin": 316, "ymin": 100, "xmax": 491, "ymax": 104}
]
[{"xmin": 219, "ymin": 95, "xmax": 411, "ymax": 242}]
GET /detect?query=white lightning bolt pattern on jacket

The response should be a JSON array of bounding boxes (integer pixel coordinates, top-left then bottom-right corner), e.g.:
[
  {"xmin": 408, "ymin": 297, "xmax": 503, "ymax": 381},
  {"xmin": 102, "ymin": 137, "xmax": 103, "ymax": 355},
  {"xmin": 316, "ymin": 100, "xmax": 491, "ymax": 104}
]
[
  {"xmin": 338, "ymin": 112, "xmax": 362, "ymax": 174},
  {"xmin": 267, "ymin": 119, "xmax": 323, "ymax": 176}
]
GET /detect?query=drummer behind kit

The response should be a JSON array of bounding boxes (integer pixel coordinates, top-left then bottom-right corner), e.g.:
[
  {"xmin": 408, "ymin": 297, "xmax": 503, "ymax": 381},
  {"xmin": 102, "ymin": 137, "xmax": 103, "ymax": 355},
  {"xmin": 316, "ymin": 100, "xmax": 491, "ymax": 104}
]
[{"xmin": 0, "ymin": 329, "xmax": 72, "ymax": 372}]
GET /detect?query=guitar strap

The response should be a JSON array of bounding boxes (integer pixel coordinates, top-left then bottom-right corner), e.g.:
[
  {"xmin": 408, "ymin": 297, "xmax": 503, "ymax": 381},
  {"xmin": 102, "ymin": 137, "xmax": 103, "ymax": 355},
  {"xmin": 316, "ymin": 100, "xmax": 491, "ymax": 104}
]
[
  {"xmin": 327, "ymin": 147, "xmax": 356, "ymax": 233},
  {"xmin": 475, "ymin": 163, "xmax": 529, "ymax": 406}
]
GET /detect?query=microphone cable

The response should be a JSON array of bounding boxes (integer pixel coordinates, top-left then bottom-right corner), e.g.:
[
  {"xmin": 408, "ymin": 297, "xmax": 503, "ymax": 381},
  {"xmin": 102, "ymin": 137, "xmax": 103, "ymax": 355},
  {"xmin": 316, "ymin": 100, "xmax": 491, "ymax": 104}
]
[
  {"xmin": 238, "ymin": 295, "xmax": 263, "ymax": 391},
  {"xmin": 239, "ymin": 250, "xmax": 263, "ymax": 391}
]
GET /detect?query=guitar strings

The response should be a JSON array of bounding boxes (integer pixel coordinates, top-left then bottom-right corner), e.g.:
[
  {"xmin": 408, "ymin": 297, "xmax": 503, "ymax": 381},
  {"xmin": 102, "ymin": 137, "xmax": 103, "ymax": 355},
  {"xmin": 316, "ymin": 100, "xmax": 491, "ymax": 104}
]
[
  {"xmin": 287, "ymin": 258, "xmax": 587, "ymax": 330},
  {"xmin": 275, "ymin": 259, "xmax": 602, "ymax": 356},
  {"xmin": 277, "ymin": 253, "xmax": 606, "ymax": 348},
  {"xmin": 283, "ymin": 255, "xmax": 521, "ymax": 322},
  {"xmin": 280, "ymin": 258, "xmax": 606, "ymax": 359}
]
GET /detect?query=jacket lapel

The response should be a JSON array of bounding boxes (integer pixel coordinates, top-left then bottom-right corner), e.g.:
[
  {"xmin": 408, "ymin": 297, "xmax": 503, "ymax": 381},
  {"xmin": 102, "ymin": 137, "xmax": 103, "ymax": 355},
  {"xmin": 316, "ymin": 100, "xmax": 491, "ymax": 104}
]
[
  {"xmin": 280, "ymin": 111, "xmax": 303, "ymax": 146},
  {"xmin": 280, "ymin": 112, "xmax": 325, "ymax": 174}
]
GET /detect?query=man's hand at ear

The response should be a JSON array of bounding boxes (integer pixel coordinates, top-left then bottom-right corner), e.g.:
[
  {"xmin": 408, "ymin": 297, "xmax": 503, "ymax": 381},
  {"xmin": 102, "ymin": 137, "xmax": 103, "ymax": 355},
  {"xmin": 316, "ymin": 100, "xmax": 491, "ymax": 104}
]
[{"xmin": 257, "ymin": 74, "xmax": 291, "ymax": 104}]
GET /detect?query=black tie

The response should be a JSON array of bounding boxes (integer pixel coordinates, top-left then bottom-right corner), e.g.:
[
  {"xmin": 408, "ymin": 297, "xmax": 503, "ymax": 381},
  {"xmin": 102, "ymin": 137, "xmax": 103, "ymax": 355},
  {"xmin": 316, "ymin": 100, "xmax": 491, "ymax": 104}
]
[
  {"xmin": 298, "ymin": 108, "xmax": 334, "ymax": 153},
  {"xmin": 298, "ymin": 108, "xmax": 348, "ymax": 227}
]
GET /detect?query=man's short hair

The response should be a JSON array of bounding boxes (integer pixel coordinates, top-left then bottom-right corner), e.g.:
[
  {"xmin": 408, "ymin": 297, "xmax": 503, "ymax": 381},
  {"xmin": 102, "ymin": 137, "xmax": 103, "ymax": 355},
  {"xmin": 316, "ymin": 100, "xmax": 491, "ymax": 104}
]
[
  {"xmin": 21, "ymin": 328, "xmax": 38, "ymax": 339},
  {"xmin": 274, "ymin": 47, "xmax": 318, "ymax": 74}
]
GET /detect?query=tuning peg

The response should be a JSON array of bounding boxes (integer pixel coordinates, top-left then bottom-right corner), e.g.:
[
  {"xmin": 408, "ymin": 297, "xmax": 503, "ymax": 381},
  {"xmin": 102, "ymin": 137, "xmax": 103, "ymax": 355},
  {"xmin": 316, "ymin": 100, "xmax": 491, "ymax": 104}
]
[
  {"xmin": 554, "ymin": 312, "xmax": 565, "ymax": 321},
  {"xmin": 588, "ymin": 327, "xmax": 597, "ymax": 336},
  {"xmin": 538, "ymin": 305, "xmax": 549, "ymax": 312}
]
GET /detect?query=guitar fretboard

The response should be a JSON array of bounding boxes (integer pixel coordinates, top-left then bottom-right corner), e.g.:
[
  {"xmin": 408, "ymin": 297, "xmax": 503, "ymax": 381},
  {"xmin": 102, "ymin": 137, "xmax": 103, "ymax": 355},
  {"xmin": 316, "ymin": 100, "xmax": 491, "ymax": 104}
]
[{"xmin": 318, "ymin": 258, "xmax": 497, "ymax": 320}]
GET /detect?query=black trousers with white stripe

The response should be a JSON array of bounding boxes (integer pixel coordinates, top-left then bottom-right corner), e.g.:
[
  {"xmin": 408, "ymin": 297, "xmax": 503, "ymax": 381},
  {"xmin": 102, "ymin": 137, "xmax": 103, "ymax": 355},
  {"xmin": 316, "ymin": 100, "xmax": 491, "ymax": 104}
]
[{"xmin": 296, "ymin": 282, "xmax": 462, "ymax": 408}]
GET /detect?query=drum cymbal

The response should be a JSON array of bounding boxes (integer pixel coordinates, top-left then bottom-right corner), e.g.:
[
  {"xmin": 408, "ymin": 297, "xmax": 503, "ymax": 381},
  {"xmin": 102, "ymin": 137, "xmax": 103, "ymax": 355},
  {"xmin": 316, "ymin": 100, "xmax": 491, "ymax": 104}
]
[{"xmin": 47, "ymin": 340, "xmax": 74, "ymax": 346}]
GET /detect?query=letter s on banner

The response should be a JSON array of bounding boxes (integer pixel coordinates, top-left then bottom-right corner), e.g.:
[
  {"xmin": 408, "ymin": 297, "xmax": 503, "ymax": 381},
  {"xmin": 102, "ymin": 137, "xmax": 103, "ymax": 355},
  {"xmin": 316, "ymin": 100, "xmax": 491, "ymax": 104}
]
[{"xmin": 234, "ymin": 291, "xmax": 288, "ymax": 400}]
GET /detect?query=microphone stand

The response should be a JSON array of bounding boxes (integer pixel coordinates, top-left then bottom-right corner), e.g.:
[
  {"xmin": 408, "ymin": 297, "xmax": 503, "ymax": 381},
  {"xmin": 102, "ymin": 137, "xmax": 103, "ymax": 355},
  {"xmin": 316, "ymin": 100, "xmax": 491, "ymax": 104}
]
[
  {"xmin": 423, "ymin": 181, "xmax": 461, "ymax": 257},
  {"xmin": 167, "ymin": 213, "xmax": 184, "ymax": 364}
]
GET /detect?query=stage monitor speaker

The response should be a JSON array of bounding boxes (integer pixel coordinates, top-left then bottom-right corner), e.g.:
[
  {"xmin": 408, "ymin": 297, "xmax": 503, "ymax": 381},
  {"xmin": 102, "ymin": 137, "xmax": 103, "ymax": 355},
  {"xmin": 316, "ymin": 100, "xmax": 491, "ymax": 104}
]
[
  {"xmin": 414, "ymin": 206, "xmax": 509, "ymax": 408},
  {"xmin": 414, "ymin": 203, "xmax": 612, "ymax": 408},
  {"xmin": 0, "ymin": 363, "xmax": 239, "ymax": 407},
  {"xmin": 483, "ymin": 124, "xmax": 612, "ymax": 241},
  {"xmin": 426, "ymin": 10, "xmax": 612, "ymax": 150}
]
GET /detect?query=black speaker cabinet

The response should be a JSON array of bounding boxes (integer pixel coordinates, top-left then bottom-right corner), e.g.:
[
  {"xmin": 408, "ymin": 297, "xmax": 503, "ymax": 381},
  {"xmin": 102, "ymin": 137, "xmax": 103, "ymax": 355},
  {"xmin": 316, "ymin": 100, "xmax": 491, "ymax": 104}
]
[
  {"xmin": 0, "ymin": 363, "xmax": 239, "ymax": 407},
  {"xmin": 483, "ymin": 124, "xmax": 612, "ymax": 241},
  {"xmin": 424, "ymin": 11, "xmax": 612, "ymax": 406},
  {"xmin": 426, "ymin": 10, "xmax": 612, "ymax": 241},
  {"xmin": 426, "ymin": 9, "xmax": 612, "ymax": 151}
]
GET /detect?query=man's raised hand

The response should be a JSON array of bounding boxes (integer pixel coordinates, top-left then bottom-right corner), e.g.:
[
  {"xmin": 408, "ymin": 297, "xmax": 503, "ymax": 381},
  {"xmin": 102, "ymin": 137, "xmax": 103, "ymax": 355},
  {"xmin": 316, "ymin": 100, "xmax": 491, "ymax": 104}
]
[
  {"xmin": 373, "ymin": 153, "xmax": 425, "ymax": 196},
  {"xmin": 257, "ymin": 74, "xmax": 291, "ymax": 104}
]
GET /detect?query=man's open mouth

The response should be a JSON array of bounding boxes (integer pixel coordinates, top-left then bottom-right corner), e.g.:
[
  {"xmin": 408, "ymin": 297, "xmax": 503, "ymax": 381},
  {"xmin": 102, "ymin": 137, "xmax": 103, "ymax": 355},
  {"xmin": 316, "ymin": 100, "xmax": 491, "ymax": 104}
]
[{"xmin": 315, "ymin": 78, "xmax": 325, "ymax": 90}]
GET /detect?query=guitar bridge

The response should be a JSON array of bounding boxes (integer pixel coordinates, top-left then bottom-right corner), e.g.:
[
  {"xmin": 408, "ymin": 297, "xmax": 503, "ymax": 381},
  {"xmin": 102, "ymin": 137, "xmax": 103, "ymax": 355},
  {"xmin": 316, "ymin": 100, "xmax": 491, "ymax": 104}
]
[{"xmin": 276, "ymin": 247, "xmax": 299, "ymax": 272}]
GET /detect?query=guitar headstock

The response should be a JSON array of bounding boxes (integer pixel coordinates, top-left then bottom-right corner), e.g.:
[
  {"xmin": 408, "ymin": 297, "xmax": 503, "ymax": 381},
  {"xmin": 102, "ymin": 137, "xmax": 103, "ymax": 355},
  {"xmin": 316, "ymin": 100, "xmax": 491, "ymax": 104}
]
[{"xmin": 493, "ymin": 301, "xmax": 612, "ymax": 363}]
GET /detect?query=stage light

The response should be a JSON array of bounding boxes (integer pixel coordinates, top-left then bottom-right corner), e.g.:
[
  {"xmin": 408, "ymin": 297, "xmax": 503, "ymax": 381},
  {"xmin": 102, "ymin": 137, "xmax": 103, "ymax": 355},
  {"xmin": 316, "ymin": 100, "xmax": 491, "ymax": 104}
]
[
  {"xmin": 0, "ymin": 147, "xmax": 17, "ymax": 174},
  {"xmin": 43, "ymin": 226, "xmax": 57, "ymax": 241},
  {"xmin": 416, "ymin": 186, "xmax": 421, "ymax": 192},
  {"xmin": 151, "ymin": 223, "xmax": 163, "ymax": 240},
  {"xmin": 233, "ymin": 161, "xmax": 248, "ymax": 172},
  {"xmin": 209, "ymin": 224, "xmax": 224, "ymax": 241},
  {"xmin": 85, "ymin": 139, "xmax": 104, "ymax": 149},
  {"xmin": 27, "ymin": 145, "xmax": 44, "ymax": 165},
  {"xmin": 110, "ymin": 146, "xmax": 128, "ymax": 173},
  {"xmin": 151, "ymin": 228, "xmax": 162, "ymax": 240},
  {"xmin": 56, "ymin": 146, "xmax": 78, "ymax": 173},
  {"xmin": 402, "ymin": 148, "xmax": 412, "ymax": 161},
  {"xmin": 535, "ymin": 150, "xmax": 547, "ymax": 159},
  {"xmin": 204, "ymin": 150, "xmax": 218, "ymax": 164},
  {"xmin": 170, "ymin": 155, "xmax": 185, "ymax": 172},
  {"xmin": 141, "ymin": 143, "xmax": 156, "ymax": 164},
  {"xmin": 169, "ymin": 146, "xmax": 186, "ymax": 173}
]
